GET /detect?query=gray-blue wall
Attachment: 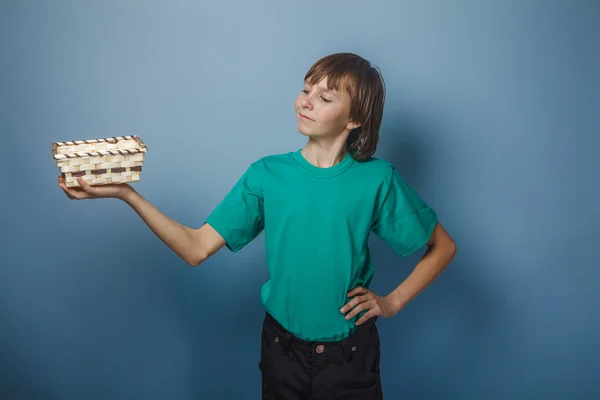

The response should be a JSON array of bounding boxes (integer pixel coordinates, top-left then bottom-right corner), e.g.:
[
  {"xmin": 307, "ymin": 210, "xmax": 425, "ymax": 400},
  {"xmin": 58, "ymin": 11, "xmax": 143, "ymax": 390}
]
[{"xmin": 2, "ymin": 0, "xmax": 598, "ymax": 398}]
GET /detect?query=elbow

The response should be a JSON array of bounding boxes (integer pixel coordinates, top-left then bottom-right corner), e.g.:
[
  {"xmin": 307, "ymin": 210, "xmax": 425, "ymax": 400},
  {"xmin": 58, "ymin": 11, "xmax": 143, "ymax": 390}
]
[
  {"xmin": 186, "ymin": 248, "xmax": 208, "ymax": 267},
  {"xmin": 186, "ymin": 229, "xmax": 209, "ymax": 267},
  {"xmin": 187, "ymin": 252, "xmax": 207, "ymax": 267},
  {"xmin": 426, "ymin": 223, "xmax": 456, "ymax": 264},
  {"xmin": 430, "ymin": 236, "xmax": 456, "ymax": 262},
  {"xmin": 447, "ymin": 238, "xmax": 457, "ymax": 260},
  {"xmin": 187, "ymin": 259, "xmax": 200, "ymax": 268}
]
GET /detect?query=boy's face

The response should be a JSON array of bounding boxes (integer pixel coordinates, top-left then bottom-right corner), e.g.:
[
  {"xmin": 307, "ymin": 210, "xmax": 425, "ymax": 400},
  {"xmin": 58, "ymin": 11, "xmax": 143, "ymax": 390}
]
[{"xmin": 294, "ymin": 77, "xmax": 360, "ymax": 140}]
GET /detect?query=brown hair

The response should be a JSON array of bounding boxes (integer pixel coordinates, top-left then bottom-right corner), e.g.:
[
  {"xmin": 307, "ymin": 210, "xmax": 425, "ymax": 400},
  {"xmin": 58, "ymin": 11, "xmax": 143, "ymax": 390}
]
[{"xmin": 304, "ymin": 53, "xmax": 386, "ymax": 160}]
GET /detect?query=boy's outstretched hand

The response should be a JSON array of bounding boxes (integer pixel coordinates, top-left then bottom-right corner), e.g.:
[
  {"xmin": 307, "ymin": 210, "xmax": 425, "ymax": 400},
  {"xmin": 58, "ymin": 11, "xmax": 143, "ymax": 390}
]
[
  {"xmin": 340, "ymin": 286, "xmax": 400, "ymax": 326},
  {"xmin": 58, "ymin": 176, "xmax": 133, "ymax": 200}
]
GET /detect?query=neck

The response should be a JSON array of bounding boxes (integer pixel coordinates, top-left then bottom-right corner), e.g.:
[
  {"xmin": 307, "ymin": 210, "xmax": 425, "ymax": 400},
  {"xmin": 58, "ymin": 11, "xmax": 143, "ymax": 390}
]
[{"xmin": 301, "ymin": 136, "xmax": 349, "ymax": 168}]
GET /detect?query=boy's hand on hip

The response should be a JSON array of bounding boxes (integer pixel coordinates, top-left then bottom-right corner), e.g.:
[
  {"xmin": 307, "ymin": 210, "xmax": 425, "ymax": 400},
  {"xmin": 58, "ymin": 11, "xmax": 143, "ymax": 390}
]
[{"xmin": 340, "ymin": 287, "xmax": 400, "ymax": 326}]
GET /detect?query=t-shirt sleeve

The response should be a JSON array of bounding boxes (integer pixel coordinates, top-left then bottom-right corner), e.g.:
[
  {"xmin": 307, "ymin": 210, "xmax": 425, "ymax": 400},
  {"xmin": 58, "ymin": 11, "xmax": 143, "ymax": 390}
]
[
  {"xmin": 371, "ymin": 166, "xmax": 438, "ymax": 256},
  {"xmin": 205, "ymin": 161, "xmax": 264, "ymax": 253}
]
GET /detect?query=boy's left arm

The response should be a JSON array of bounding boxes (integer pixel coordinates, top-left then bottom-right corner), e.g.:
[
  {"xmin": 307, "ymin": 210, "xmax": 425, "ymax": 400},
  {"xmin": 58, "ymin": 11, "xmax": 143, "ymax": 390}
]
[{"xmin": 341, "ymin": 222, "xmax": 456, "ymax": 325}]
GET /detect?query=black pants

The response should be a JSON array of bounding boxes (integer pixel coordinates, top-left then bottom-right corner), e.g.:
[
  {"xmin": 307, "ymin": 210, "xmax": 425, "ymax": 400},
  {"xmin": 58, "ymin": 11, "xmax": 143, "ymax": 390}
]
[{"xmin": 259, "ymin": 312, "xmax": 383, "ymax": 399}]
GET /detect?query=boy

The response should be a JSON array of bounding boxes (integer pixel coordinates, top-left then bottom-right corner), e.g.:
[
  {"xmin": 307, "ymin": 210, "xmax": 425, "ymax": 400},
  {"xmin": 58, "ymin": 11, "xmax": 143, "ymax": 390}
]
[{"xmin": 58, "ymin": 53, "xmax": 456, "ymax": 399}]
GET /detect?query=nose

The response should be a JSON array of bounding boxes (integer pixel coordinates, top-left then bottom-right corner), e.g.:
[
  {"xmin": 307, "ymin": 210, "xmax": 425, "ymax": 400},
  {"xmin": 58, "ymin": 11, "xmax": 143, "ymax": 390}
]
[{"xmin": 301, "ymin": 96, "xmax": 313, "ymax": 110}]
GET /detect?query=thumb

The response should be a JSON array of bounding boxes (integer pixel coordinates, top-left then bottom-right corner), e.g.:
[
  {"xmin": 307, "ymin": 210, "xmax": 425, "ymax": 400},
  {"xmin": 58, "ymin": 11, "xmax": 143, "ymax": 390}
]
[{"xmin": 76, "ymin": 177, "xmax": 95, "ymax": 193}]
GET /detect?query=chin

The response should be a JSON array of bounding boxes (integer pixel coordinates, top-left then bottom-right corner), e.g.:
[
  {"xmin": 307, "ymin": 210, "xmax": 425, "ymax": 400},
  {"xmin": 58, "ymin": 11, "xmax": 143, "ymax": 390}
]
[
  {"xmin": 297, "ymin": 130, "xmax": 323, "ymax": 140},
  {"xmin": 297, "ymin": 122, "xmax": 332, "ymax": 140},
  {"xmin": 296, "ymin": 125, "xmax": 312, "ymax": 137}
]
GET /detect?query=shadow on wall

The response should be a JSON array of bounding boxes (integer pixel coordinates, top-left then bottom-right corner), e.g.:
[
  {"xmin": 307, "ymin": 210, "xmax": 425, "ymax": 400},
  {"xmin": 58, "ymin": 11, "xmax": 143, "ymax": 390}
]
[{"xmin": 370, "ymin": 106, "xmax": 502, "ymax": 398}]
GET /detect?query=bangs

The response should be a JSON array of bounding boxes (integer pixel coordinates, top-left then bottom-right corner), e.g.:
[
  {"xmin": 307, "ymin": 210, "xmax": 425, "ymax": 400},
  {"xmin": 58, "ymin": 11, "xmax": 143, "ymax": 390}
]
[{"xmin": 304, "ymin": 55, "xmax": 359, "ymax": 97}]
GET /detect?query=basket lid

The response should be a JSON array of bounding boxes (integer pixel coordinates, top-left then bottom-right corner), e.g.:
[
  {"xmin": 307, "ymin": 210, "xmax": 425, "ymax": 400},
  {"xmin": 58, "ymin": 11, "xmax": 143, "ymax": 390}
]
[{"xmin": 52, "ymin": 135, "xmax": 148, "ymax": 160}]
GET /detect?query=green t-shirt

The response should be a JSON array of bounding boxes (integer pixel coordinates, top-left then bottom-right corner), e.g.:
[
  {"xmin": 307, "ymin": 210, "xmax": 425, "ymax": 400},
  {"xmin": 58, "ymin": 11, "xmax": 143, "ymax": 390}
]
[{"xmin": 205, "ymin": 149, "xmax": 437, "ymax": 341}]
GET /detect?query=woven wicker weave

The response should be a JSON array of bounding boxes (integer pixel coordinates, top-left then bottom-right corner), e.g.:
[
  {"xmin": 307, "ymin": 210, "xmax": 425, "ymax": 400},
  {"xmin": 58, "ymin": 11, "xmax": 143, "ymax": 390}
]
[{"xmin": 52, "ymin": 135, "xmax": 148, "ymax": 187}]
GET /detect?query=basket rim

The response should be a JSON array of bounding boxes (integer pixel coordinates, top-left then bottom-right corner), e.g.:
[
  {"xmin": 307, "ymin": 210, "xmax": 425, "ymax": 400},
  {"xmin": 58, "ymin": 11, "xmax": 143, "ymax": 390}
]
[{"xmin": 52, "ymin": 135, "xmax": 148, "ymax": 160}]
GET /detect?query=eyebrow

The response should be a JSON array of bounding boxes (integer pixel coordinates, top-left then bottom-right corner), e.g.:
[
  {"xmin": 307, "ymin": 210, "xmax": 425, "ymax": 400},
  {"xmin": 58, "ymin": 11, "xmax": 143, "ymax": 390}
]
[
  {"xmin": 305, "ymin": 82, "xmax": 338, "ymax": 97},
  {"xmin": 321, "ymin": 88, "xmax": 338, "ymax": 98}
]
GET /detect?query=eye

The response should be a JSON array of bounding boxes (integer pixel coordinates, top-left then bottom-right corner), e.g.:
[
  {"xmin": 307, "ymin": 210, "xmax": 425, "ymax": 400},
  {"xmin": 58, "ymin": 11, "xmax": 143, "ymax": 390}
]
[
  {"xmin": 321, "ymin": 96, "xmax": 331, "ymax": 103},
  {"xmin": 302, "ymin": 89, "xmax": 309, "ymax": 94}
]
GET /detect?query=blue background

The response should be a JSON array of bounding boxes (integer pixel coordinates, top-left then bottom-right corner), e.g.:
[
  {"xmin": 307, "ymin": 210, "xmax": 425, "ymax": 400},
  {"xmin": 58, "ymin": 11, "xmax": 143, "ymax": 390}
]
[{"xmin": 2, "ymin": 0, "xmax": 599, "ymax": 398}]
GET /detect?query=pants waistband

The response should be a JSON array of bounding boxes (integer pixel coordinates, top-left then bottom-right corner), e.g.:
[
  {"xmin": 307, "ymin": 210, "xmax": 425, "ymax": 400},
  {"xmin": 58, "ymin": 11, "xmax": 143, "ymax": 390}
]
[{"xmin": 264, "ymin": 311, "xmax": 378, "ymax": 358}]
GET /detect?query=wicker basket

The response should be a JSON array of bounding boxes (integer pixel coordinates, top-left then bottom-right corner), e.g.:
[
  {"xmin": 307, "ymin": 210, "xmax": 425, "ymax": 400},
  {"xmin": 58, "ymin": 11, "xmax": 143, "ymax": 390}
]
[{"xmin": 52, "ymin": 135, "xmax": 148, "ymax": 187}]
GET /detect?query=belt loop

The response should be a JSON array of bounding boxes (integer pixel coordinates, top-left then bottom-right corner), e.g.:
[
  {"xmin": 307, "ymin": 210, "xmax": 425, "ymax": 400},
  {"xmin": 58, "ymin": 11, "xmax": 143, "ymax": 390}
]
[{"xmin": 282, "ymin": 330, "xmax": 294, "ymax": 353}]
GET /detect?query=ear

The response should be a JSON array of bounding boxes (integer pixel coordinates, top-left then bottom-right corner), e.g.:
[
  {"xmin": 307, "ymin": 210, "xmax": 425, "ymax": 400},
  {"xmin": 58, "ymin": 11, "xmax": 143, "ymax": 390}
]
[{"xmin": 346, "ymin": 120, "xmax": 361, "ymax": 130}]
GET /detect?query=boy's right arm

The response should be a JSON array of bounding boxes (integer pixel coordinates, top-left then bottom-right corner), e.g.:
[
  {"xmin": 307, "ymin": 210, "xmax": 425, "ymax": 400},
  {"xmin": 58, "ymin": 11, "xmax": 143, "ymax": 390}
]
[
  {"xmin": 58, "ymin": 176, "xmax": 225, "ymax": 266},
  {"xmin": 122, "ymin": 188, "xmax": 226, "ymax": 266}
]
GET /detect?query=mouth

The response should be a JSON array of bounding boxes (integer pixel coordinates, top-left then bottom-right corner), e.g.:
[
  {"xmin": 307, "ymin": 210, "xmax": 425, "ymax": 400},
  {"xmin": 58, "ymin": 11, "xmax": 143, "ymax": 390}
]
[{"xmin": 299, "ymin": 113, "xmax": 315, "ymax": 121}]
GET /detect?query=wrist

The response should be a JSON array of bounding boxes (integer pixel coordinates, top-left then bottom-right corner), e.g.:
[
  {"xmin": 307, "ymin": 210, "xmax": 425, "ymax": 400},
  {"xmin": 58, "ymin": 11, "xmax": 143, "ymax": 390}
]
[
  {"xmin": 386, "ymin": 293, "xmax": 405, "ymax": 315},
  {"xmin": 117, "ymin": 184, "xmax": 136, "ymax": 202}
]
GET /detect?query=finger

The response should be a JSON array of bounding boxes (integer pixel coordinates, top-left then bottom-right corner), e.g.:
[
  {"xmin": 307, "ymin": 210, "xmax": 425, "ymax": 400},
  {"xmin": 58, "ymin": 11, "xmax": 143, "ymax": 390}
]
[
  {"xmin": 61, "ymin": 188, "xmax": 75, "ymax": 200},
  {"xmin": 58, "ymin": 181, "xmax": 70, "ymax": 194},
  {"xmin": 60, "ymin": 188, "xmax": 75, "ymax": 200},
  {"xmin": 345, "ymin": 299, "xmax": 377, "ymax": 320},
  {"xmin": 340, "ymin": 298, "xmax": 357, "ymax": 313},
  {"xmin": 76, "ymin": 177, "xmax": 92, "ymax": 191},
  {"xmin": 355, "ymin": 309, "xmax": 378, "ymax": 326},
  {"xmin": 77, "ymin": 177, "xmax": 100, "ymax": 197},
  {"xmin": 347, "ymin": 286, "xmax": 368, "ymax": 297},
  {"xmin": 342, "ymin": 288, "xmax": 372, "ymax": 311},
  {"xmin": 340, "ymin": 294, "xmax": 370, "ymax": 313},
  {"xmin": 58, "ymin": 178, "xmax": 74, "ymax": 191},
  {"xmin": 59, "ymin": 183, "xmax": 85, "ymax": 200},
  {"xmin": 61, "ymin": 187, "xmax": 79, "ymax": 200}
]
